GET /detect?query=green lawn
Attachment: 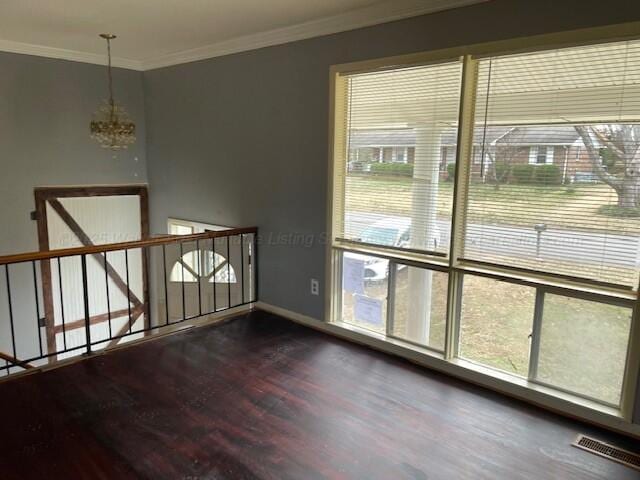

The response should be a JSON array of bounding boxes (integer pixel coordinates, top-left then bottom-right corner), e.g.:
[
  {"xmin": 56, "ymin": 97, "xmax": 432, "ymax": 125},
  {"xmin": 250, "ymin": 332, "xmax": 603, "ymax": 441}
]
[
  {"xmin": 345, "ymin": 174, "xmax": 639, "ymax": 234},
  {"xmin": 342, "ymin": 269, "xmax": 631, "ymax": 405}
]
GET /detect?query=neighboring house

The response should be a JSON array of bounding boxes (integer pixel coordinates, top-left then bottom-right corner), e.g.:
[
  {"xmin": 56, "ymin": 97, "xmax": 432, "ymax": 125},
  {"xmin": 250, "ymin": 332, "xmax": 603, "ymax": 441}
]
[
  {"xmin": 348, "ymin": 129, "xmax": 416, "ymax": 170},
  {"xmin": 349, "ymin": 126, "xmax": 600, "ymax": 183}
]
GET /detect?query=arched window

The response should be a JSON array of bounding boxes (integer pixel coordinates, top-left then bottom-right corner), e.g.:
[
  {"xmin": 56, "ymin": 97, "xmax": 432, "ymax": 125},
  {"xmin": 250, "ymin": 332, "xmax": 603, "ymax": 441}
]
[{"xmin": 170, "ymin": 249, "xmax": 237, "ymax": 283}]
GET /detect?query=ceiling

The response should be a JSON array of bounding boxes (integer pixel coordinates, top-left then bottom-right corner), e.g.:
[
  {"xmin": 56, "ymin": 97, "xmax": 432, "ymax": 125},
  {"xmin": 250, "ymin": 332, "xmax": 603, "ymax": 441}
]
[{"xmin": 0, "ymin": 0, "xmax": 485, "ymax": 71}]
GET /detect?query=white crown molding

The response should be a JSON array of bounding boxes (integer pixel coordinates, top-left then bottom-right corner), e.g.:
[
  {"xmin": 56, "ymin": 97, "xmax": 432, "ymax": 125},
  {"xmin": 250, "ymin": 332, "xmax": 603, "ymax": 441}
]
[
  {"xmin": 141, "ymin": 0, "xmax": 486, "ymax": 71},
  {"xmin": 0, "ymin": 0, "xmax": 486, "ymax": 72},
  {"xmin": 0, "ymin": 38, "xmax": 144, "ymax": 70}
]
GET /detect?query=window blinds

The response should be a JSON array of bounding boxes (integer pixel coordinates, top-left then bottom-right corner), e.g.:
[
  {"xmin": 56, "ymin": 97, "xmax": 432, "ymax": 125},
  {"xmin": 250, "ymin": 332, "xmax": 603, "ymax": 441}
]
[
  {"xmin": 462, "ymin": 40, "xmax": 640, "ymax": 287},
  {"xmin": 336, "ymin": 61, "xmax": 463, "ymax": 256}
]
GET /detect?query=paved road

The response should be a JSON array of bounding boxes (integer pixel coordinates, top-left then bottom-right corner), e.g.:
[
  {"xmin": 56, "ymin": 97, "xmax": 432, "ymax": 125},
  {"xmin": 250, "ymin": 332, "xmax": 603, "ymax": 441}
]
[{"xmin": 345, "ymin": 211, "xmax": 640, "ymax": 269}]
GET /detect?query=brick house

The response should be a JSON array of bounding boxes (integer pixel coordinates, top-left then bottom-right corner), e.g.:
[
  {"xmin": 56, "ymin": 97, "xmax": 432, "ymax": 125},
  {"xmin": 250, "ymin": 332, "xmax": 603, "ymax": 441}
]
[{"xmin": 349, "ymin": 126, "xmax": 600, "ymax": 183}]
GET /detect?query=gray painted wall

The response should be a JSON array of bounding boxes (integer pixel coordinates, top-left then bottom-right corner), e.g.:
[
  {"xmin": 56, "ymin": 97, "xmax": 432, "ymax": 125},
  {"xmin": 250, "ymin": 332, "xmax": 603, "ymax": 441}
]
[
  {"xmin": 143, "ymin": 0, "xmax": 640, "ymax": 426},
  {"xmin": 0, "ymin": 52, "xmax": 146, "ymax": 256},
  {"xmin": 1, "ymin": 0, "xmax": 639, "ymax": 425},
  {"xmin": 144, "ymin": 0, "xmax": 640, "ymax": 321}
]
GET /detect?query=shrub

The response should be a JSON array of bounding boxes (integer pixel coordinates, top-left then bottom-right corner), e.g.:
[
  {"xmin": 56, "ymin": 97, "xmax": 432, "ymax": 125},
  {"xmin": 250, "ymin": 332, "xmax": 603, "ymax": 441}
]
[
  {"xmin": 369, "ymin": 162, "xmax": 414, "ymax": 177},
  {"xmin": 534, "ymin": 164, "xmax": 562, "ymax": 186},
  {"xmin": 493, "ymin": 161, "xmax": 511, "ymax": 183},
  {"xmin": 598, "ymin": 205, "xmax": 640, "ymax": 218},
  {"xmin": 511, "ymin": 164, "xmax": 536, "ymax": 184},
  {"xmin": 446, "ymin": 163, "xmax": 456, "ymax": 182}
]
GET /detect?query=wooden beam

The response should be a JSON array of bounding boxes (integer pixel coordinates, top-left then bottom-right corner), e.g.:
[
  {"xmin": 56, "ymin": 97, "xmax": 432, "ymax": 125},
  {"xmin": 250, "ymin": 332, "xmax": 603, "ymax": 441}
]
[
  {"xmin": 34, "ymin": 185, "xmax": 149, "ymax": 200},
  {"xmin": 0, "ymin": 352, "xmax": 35, "ymax": 370},
  {"xmin": 48, "ymin": 198, "xmax": 143, "ymax": 308},
  {"xmin": 34, "ymin": 190, "xmax": 57, "ymax": 360},
  {"xmin": 51, "ymin": 306, "xmax": 144, "ymax": 335},
  {"xmin": 104, "ymin": 309, "xmax": 145, "ymax": 350}
]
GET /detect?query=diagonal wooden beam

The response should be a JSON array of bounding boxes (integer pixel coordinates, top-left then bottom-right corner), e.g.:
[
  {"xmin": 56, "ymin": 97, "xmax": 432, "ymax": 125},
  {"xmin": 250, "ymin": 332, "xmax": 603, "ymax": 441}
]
[
  {"xmin": 48, "ymin": 198, "xmax": 143, "ymax": 307},
  {"xmin": 104, "ymin": 309, "xmax": 145, "ymax": 350},
  {"xmin": 0, "ymin": 352, "xmax": 35, "ymax": 370},
  {"xmin": 52, "ymin": 306, "xmax": 144, "ymax": 335}
]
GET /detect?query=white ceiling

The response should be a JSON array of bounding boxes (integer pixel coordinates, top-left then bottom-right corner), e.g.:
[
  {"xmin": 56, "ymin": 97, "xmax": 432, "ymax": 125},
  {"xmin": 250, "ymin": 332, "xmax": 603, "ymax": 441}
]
[{"xmin": 0, "ymin": 0, "xmax": 486, "ymax": 71}]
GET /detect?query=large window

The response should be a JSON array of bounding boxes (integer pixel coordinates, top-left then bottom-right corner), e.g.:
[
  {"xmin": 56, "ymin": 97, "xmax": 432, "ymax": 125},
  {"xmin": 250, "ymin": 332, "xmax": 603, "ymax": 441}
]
[
  {"xmin": 465, "ymin": 42, "xmax": 640, "ymax": 288},
  {"xmin": 330, "ymin": 35, "xmax": 640, "ymax": 418},
  {"xmin": 337, "ymin": 61, "xmax": 463, "ymax": 257},
  {"xmin": 535, "ymin": 294, "xmax": 632, "ymax": 406}
]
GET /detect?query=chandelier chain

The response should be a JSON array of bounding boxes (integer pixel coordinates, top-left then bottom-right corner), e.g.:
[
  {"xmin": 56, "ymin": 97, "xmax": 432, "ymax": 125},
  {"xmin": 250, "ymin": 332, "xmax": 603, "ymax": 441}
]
[{"xmin": 106, "ymin": 37, "xmax": 114, "ymax": 109}]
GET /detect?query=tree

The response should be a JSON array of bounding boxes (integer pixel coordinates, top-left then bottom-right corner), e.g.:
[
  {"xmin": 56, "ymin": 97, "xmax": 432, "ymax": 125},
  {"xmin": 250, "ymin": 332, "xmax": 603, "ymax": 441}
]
[
  {"xmin": 574, "ymin": 125, "xmax": 640, "ymax": 209},
  {"xmin": 484, "ymin": 128, "xmax": 528, "ymax": 190}
]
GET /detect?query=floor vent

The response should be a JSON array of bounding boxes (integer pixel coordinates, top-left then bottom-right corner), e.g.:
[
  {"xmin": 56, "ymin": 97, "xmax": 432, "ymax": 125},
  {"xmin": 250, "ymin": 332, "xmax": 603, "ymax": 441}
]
[{"xmin": 573, "ymin": 435, "xmax": 640, "ymax": 471}]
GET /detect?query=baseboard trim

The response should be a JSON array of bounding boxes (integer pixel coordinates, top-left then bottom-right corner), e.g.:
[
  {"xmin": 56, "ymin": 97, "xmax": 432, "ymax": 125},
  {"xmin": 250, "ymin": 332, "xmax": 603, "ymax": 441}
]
[{"xmin": 255, "ymin": 301, "xmax": 640, "ymax": 440}]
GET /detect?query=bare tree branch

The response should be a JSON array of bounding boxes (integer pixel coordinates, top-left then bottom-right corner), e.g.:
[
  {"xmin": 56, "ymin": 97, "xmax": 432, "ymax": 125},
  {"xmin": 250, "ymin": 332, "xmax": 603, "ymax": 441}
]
[
  {"xmin": 591, "ymin": 127, "xmax": 625, "ymax": 159},
  {"xmin": 574, "ymin": 126, "xmax": 622, "ymax": 189}
]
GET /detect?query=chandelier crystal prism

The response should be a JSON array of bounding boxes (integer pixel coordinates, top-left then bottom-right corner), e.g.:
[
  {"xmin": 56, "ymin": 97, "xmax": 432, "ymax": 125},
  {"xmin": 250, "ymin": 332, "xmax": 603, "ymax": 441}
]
[{"xmin": 90, "ymin": 34, "xmax": 136, "ymax": 150}]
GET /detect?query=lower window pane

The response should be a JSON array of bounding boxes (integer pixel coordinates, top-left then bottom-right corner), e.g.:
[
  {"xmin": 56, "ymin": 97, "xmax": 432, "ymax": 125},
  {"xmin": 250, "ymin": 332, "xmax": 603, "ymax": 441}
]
[
  {"xmin": 341, "ymin": 253, "xmax": 388, "ymax": 334},
  {"xmin": 536, "ymin": 294, "xmax": 632, "ymax": 406},
  {"xmin": 459, "ymin": 275, "xmax": 535, "ymax": 376},
  {"xmin": 391, "ymin": 265, "xmax": 447, "ymax": 351}
]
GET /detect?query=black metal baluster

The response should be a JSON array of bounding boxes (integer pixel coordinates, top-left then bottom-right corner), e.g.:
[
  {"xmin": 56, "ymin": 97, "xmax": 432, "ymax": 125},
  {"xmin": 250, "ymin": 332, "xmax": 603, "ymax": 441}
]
[
  {"xmin": 81, "ymin": 254, "xmax": 92, "ymax": 354},
  {"xmin": 162, "ymin": 244, "xmax": 169, "ymax": 325},
  {"xmin": 57, "ymin": 257, "xmax": 67, "ymax": 351},
  {"xmin": 32, "ymin": 261, "xmax": 44, "ymax": 357},
  {"xmin": 104, "ymin": 252, "xmax": 112, "ymax": 339},
  {"xmin": 226, "ymin": 236, "xmax": 231, "ymax": 309},
  {"xmin": 5, "ymin": 265, "xmax": 17, "ymax": 362},
  {"xmin": 212, "ymin": 237, "xmax": 217, "ymax": 314},
  {"xmin": 125, "ymin": 249, "xmax": 132, "ymax": 332},
  {"xmin": 180, "ymin": 242, "xmax": 186, "ymax": 321},
  {"xmin": 240, "ymin": 234, "xmax": 245, "ymax": 305},
  {"xmin": 196, "ymin": 239, "xmax": 202, "ymax": 317},
  {"xmin": 143, "ymin": 246, "xmax": 150, "ymax": 330}
]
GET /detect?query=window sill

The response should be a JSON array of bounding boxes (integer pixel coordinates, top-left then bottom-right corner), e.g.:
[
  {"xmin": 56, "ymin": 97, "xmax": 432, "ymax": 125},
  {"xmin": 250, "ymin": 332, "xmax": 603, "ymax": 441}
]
[{"xmin": 325, "ymin": 319, "xmax": 629, "ymax": 430}]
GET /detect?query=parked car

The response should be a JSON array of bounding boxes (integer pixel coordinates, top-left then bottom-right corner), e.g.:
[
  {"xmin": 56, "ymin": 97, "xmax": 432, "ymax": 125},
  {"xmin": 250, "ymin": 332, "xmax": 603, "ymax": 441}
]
[{"xmin": 345, "ymin": 218, "xmax": 440, "ymax": 282}]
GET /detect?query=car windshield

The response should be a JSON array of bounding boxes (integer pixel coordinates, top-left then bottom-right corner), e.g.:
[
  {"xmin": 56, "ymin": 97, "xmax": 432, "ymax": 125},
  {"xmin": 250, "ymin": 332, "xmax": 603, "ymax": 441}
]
[{"xmin": 360, "ymin": 226, "xmax": 398, "ymax": 246}]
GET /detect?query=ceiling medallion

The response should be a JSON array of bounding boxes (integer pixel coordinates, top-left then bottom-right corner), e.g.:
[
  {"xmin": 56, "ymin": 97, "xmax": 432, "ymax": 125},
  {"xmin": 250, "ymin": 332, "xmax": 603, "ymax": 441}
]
[{"xmin": 90, "ymin": 34, "xmax": 136, "ymax": 150}]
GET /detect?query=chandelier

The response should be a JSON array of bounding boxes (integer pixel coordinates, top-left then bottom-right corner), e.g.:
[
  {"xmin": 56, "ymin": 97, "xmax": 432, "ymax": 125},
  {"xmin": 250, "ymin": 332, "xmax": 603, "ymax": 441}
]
[{"xmin": 90, "ymin": 34, "xmax": 136, "ymax": 150}]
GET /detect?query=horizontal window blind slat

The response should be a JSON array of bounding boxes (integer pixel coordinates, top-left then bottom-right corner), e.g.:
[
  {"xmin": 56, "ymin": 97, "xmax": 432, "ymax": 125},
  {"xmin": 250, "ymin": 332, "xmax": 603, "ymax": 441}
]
[
  {"xmin": 463, "ymin": 39, "xmax": 640, "ymax": 288},
  {"xmin": 336, "ymin": 61, "xmax": 463, "ymax": 257}
]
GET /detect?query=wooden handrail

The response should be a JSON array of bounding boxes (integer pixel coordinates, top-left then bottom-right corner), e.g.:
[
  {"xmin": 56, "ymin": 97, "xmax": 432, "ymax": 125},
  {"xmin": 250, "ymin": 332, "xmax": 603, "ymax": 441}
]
[{"xmin": 0, "ymin": 227, "xmax": 258, "ymax": 266}]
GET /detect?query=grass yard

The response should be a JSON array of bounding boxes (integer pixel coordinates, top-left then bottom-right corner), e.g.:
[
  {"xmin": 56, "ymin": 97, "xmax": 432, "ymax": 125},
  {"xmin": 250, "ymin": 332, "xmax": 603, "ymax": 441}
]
[
  {"xmin": 342, "ymin": 174, "xmax": 636, "ymax": 405},
  {"xmin": 345, "ymin": 175, "xmax": 640, "ymax": 234},
  {"xmin": 341, "ymin": 261, "xmax": 631, "ymax": 405}
]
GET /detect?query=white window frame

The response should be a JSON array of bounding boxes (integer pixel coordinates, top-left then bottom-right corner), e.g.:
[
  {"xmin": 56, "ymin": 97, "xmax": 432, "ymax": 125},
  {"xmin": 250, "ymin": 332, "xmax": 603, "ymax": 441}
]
[
  {"xmin": 529, "ymin": 145, "xmax": 554, "ymax": 165},
  {"xmin": 168, "ymin": 218, "xmax": 232, "ymax": 234},
  {"xmin": 167, "ymin": 218, "xmax": 238, "ymax": 284},
  {"xmin": 326, "ymin": 24, "xmax": 640, "ymax": 437}
]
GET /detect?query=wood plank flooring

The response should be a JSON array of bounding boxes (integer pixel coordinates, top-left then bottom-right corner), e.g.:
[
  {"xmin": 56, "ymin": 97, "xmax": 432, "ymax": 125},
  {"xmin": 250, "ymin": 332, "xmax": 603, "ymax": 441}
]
[{"xmin": 0, "ymin": 310, "xmax": 638, "ymax": 479}]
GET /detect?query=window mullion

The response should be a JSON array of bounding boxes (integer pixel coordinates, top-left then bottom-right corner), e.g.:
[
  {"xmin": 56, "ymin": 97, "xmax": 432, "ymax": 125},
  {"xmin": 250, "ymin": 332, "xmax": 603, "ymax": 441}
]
[
  {"xmin": 620, "ymin": 301, "xmax": 640, "ymax": 421},
  {"xmin": 386, "ymin": 262, "xmax": 397, "ymax": 337},
  {"xmin": 448, "ymin": 55, "xmax": 477, "ymax": 268},
  {"xmin": 327, "ymin": 71, "xmax": 349, "ymax": 323},
  {"xmin": 445, "ymin": 55, "xmax": 478, "ymax": 360},
  {"xmin": 528, "ymin": 288, "xmax": 546, "ymax": 381}
]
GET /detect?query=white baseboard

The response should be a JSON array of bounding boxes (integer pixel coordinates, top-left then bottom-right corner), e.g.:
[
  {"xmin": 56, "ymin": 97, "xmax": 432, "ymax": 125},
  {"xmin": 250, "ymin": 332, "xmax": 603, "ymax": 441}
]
[{"xmin": 254, "ymin": 301, "xmax": 640, "ymax": 439}]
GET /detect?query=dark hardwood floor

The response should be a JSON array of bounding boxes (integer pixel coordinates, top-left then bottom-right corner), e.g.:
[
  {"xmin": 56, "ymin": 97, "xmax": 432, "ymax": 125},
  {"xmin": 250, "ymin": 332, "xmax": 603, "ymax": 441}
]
[{"xmin": 0, "ymin": 310, "xmax": 638, "ymax": 480}]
